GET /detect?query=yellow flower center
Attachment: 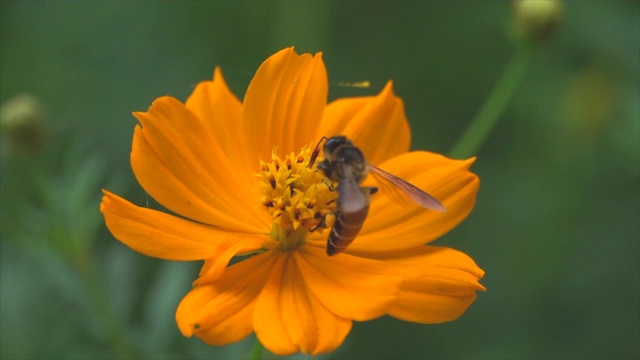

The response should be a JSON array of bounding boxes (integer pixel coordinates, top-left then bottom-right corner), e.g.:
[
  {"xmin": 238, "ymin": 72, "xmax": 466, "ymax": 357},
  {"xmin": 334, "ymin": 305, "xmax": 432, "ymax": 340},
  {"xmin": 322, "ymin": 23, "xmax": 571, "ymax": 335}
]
[{"xmin": 258, "ymin": 144, "xmax": 337, "ymax": 251}]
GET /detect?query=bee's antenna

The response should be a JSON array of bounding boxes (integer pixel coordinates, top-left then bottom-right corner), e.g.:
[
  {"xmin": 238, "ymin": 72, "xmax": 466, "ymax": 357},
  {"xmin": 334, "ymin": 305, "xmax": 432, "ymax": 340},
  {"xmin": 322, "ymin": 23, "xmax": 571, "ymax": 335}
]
[{"xmin": 309, "ymin": 136, "xmax": 328, "ymax": 167}]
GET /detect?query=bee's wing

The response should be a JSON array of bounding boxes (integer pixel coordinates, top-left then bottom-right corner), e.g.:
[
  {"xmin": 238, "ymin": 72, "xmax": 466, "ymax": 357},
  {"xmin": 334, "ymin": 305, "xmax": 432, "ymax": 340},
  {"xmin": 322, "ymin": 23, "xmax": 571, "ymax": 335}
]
[
  {"xmin": 368, "ymin": 164, "xmax": 446, "ymax": 212},
  {"xmin": 337, "ymin": 163, "xmax": 370, "ymax": 214}
]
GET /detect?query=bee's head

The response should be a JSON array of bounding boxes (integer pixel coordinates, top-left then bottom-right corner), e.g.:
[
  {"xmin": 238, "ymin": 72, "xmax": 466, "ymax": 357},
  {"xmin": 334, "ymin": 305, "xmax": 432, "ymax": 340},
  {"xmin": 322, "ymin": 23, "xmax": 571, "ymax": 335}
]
[{"xmin": 323, "ymin": 136, "xmax": 352, "ymax": 162}]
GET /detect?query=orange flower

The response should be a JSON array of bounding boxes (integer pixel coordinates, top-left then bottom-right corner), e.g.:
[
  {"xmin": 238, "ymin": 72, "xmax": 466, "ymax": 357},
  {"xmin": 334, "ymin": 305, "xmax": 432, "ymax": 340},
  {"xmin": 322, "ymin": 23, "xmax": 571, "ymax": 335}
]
[{"xmin": 100, "ymin": 47, "xmax": 485, "ymax": 356}]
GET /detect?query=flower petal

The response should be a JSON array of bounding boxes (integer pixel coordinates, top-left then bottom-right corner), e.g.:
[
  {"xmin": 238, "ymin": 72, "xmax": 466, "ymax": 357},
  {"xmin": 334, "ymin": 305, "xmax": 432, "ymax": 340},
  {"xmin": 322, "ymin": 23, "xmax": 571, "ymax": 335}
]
[
  {"xmin": 184, "ymin": 67, "xmax": 255, "ymax": 178},
  {"xmin": 243, "ymin": 47, "xmax": 328, "ymax": 161},
  {"xmin": 253, "ymin": 253, "xmax": 352, "ymax": 356},
  {"xmin": 131, "ymin": 96, "xmax": 269, "ymax": 232},
  {"xmin": 293, "ymin": 245, "xmax": 402, "ymax": 321},
  {"xmin": 347, "ymin": 151, "xmax": 479, "ymax": 253},
  {"xmin": 100, "ymin": 190, "xmax": 264, "ymax": 260},
  {"xmin": 176, "ymin": 251, "xmax": 277, "ymax": 345},
  {"xmin": 252, "ymin": 253, "xmax": 295, "ymax": 355},
  {"xmin": 364, "ymin": 246, "xmax": 485, "ymax": 323},
  {"xmin": 195, "ymin": 236, "xmax": 267, "ymax": 284},
  {"xmin": 317, "ymin": 81, "xmax": 410, "ymax": 165}
]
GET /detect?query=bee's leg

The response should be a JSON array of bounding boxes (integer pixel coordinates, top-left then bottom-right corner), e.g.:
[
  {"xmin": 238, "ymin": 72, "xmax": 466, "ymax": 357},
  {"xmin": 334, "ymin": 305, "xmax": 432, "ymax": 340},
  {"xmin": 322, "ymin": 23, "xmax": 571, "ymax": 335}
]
[
  {"xmin": 309, "ymin": 210, "xmax": 335, "ymax": 232},
  {"xmin": 310, "ymin": 209, "xmax": 330, "ymax": 232},
  {"xmin": 364, "ymin": 186, "xmax": 379, "ymax": 195},
  {"xmin": 309, "ymin": 219, "xmax": 326, "ymax": 232}
]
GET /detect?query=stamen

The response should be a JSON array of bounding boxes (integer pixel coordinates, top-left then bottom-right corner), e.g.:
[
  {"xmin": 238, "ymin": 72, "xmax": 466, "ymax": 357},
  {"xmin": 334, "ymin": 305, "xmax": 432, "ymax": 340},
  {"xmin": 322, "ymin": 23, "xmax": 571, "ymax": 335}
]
[
  {"xmin": 268, "ymin": 174, "xmax": 276, "ymax": 190},
  {"xmin": 258, "ymin": 144, "xmax": 337, "ymax": 251}
]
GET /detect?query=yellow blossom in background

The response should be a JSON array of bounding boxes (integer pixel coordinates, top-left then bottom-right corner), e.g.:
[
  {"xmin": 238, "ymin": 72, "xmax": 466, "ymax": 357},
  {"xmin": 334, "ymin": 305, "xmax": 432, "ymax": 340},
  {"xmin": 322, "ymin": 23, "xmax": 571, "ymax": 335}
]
[{"xmin": 100, "ymin": 47, "xmax": 485, "ymax": 356}]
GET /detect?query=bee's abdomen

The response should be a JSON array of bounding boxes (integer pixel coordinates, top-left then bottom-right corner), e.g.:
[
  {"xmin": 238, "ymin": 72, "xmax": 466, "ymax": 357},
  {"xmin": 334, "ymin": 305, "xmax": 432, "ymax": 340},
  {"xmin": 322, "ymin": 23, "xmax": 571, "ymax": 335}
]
[{"xmin": 326, "ymin": 205, "xmax": 370, "ymax": 256}]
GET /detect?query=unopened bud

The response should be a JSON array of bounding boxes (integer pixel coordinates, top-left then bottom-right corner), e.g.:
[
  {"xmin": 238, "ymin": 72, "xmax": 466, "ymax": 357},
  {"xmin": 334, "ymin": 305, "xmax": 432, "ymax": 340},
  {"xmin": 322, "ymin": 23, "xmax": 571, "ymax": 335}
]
[
  {"xmin": 513, "ymin": 0, "xmax": 564, "ymax": 43},
  {"xmin": 0, "ymin": 93, "xmax": 47, "ymax": 155}
]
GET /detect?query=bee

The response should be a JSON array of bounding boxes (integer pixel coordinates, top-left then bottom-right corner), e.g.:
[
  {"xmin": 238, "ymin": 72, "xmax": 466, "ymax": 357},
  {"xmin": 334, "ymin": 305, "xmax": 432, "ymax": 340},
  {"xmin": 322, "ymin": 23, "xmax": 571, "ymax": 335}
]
[{"xmin": 310, "ymin": 136, "xmax": 446, "ymax": 256}]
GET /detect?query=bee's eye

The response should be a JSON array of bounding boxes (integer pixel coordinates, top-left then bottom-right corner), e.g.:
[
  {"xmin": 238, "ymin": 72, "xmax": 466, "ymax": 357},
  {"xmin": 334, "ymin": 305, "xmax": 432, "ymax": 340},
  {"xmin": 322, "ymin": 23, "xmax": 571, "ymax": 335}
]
[{"xmin": 324, "ymin": 136, "xmax": 350, "ymax": 154}]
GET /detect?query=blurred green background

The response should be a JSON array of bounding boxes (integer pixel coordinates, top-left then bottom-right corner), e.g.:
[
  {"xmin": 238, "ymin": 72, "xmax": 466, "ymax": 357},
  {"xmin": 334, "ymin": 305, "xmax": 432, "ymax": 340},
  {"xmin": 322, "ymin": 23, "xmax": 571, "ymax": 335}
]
[{"xmin": 1, "ymin": 1, "xmax": 638, "ymax": 359}]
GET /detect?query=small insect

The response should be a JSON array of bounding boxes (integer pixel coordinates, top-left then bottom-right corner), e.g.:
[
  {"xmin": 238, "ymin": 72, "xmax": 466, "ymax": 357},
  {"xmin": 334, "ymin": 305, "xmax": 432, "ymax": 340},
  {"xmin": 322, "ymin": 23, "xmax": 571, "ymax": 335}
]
[{"xmin": 309, "ymin": 136, "xmax": 445, "ymax": 256}]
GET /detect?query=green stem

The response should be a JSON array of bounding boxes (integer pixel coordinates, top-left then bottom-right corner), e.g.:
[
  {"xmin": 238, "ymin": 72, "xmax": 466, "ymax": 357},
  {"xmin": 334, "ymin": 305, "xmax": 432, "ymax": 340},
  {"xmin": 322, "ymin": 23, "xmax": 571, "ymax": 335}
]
[
  {"xmin": 249, "ymin": 338, "xmax": 264, "ymax": 360},
  {"xmin": 76, "ymin": 251, "xmax": 141, "ymax": 360},
  {"xmin": 448, "ymin": 42, "xmax": 532, "ymax": 159}
]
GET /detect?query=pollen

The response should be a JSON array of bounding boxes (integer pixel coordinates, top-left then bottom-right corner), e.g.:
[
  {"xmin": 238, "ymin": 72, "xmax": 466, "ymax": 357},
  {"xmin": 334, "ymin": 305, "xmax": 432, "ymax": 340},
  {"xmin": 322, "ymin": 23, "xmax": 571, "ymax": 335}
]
[{"xmin": 258, "ymin": 144, "xmax": 337, "ymax": 251}]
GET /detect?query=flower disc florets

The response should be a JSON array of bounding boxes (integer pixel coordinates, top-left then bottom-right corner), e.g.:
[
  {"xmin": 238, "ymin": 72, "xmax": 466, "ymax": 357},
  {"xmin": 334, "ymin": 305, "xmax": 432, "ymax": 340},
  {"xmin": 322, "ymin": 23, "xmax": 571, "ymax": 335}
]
[{"xmin": 258, "ymin": 145, "xmax": 337, "ymax": 251}]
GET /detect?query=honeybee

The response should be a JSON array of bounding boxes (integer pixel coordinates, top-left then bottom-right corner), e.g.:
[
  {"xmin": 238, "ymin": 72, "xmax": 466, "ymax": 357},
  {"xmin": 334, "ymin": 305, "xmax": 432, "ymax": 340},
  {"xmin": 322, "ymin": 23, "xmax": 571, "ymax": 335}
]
[{"xmin": 310, "ymin": 136, "xmax": 446, "ymax": 256}]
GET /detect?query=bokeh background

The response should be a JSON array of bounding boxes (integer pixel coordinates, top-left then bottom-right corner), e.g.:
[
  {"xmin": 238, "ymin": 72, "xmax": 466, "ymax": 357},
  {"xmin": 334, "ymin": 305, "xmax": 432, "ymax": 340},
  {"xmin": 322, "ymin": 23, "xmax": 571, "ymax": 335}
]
[{"xmin": 1, "ymin": 1, "xmax": 638, "ymax": 359}]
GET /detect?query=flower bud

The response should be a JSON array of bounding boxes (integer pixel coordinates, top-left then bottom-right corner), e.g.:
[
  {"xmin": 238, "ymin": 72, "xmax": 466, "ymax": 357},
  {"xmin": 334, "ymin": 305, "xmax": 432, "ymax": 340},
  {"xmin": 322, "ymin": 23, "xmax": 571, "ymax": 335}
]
[
  {"xmin": 513, "ymin": 0, "xmax": 564, "ymax": 43},
  {"xmin": 0, "ymin": 93, "xmax": 47, "ymax": 155}
]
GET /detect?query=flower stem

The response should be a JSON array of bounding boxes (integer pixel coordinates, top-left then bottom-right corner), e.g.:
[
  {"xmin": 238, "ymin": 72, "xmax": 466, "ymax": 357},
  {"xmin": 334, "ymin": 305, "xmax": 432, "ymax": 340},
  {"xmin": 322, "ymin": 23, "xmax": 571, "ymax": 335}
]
[
  {"xmin": 249, "ymin": 338, "xmax": 264, "ymax": 360},
  {"xmin": 76, "ymin": 250, "xmax": 141, "ymax": 360},
  {"xmin": 448, "ymin": 42, "xmax": 532, "ymax": 159}
]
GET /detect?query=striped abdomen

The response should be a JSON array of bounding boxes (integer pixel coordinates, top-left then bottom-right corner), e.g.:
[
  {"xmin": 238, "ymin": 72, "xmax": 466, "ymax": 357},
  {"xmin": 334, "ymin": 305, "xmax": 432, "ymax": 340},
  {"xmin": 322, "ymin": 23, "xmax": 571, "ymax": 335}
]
[{"xmin": 326, "ymin": 203, "xmax": 370, "ymax": 256}]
